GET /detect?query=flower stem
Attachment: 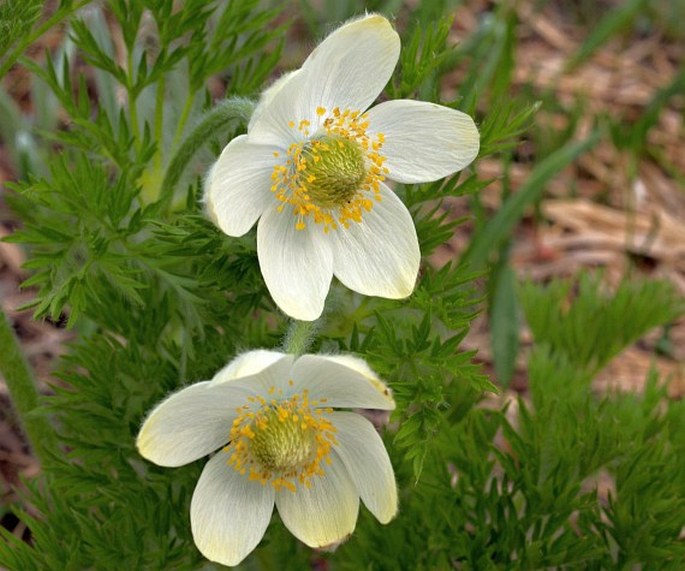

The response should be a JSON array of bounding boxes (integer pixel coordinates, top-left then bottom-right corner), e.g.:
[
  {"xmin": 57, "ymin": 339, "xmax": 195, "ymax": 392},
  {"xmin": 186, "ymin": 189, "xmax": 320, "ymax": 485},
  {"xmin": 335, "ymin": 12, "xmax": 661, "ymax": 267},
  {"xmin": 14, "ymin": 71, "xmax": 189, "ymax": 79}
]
[
  {"xmin": 0, "ymin": 310, "xmax": 57, "ymax": 466},
  {"xmin": 282, "ymin": 320, "xmax": 319, "ymax": 356},
  {"xmin": 159, "ymin": 96, "xmax": 256, "ymax": 209}
]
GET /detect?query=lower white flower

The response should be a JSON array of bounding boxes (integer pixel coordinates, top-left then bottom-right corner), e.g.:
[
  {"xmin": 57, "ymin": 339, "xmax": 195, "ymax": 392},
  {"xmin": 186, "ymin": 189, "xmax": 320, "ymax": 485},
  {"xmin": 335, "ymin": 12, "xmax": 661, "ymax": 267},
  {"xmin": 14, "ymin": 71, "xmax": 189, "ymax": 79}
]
[{"xmin": 136, "ymin": 350, "xmax": 398, "ymax": 567}]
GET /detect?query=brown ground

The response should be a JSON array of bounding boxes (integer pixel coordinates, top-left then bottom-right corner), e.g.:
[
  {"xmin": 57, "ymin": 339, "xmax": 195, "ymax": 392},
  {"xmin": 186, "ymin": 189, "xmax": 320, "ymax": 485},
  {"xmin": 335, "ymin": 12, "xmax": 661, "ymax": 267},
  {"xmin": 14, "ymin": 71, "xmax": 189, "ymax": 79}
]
[{"xmin": 1, "ymin": 0, "xmax": 684, "ymax": 542}]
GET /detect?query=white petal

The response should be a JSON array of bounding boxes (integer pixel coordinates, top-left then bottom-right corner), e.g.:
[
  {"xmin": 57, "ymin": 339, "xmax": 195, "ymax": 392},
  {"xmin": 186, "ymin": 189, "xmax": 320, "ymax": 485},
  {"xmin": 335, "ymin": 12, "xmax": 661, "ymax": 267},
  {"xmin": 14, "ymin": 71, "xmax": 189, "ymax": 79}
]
[
  {"xmin": 257, "ymin": 205, "xmax": 333, "ymax": 321},
  {"xmin": 249, "ymin": 15, "xmax": 400, "ymax": 146},
  {"xmin": 366, "ymin": 100, "xmax": 480, "ymax": 183},
  {"xmin": 248, "ymin": 69, "xmax": 302, "ymax": 133},
  {"xmin": 313, "ymin": 354, "xmax": 394, "ymax": 403},
  {"xmin": 204, "ymin": 134, "xmax": 283, "ymax": 237},
  {"xmin": 314, "ymin": 354, "xmax": 381, "ymax": 381},
  {"xmin": 136, "ymin": 382, "xmax": 251, "ymax": 467},
  {"xmin": 330, "ymin": 183, "xmax": 420, "ymax": 299},
  {"xmin": 210, "ymin": 350, "xmax": 288, "ymax": 386},
  {"xmin": 191, "ymin": 452, "xmax": 275, "ymax": 567},
  {"xmin": 331, "ymin": 412, "xmax": 398, "ymax": 523},
  {"xmin": 290, "ymin": 354, "xmax": 395, "ymax": 410},
  {"xmin": 275, "ymin": 457, "xmax": 359, "ymax": 548},
  {"xmin": 213, "ymin": 354, "xmax": 296, "ymax": 397}
]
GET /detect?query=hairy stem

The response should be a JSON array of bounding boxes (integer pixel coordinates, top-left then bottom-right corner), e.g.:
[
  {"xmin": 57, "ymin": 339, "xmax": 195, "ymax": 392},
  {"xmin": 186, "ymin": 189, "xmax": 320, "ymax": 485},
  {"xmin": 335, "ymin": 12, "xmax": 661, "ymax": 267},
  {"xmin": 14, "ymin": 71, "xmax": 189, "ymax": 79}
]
[
  {"xmin": 159, "ymin": 97, "xmax": 256, "ymax": 208},
  {"xmin": 282, "ymin": 320, "xmax": 319, "ymax": 356},
  {"xmin": 0, "ymin": 310, "xmax": 57, "ymax": 465}
]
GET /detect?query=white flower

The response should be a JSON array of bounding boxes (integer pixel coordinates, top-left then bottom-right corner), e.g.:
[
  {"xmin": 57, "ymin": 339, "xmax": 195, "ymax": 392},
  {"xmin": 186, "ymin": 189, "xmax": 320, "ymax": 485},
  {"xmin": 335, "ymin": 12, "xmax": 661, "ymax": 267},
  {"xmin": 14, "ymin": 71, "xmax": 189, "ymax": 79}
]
[
  {"xmin": 204, "ymin": 14, "xmax": 480, "ymax": 321},
  {"xmin": 136, "ymin": 350, "xmax": 398, "ymax": 567}
]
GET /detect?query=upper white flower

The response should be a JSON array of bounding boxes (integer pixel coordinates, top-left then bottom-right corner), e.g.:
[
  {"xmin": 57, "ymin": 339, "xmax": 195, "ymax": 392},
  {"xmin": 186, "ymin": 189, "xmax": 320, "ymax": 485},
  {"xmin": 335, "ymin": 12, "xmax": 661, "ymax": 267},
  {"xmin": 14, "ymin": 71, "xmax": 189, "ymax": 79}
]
[
  {"xmin": 204, "ymin": 14, "xmax": 479, "ymax": 320},
  {"xmin": 137, "ymin": 350, "xmax": 397, "ymax": 567}
]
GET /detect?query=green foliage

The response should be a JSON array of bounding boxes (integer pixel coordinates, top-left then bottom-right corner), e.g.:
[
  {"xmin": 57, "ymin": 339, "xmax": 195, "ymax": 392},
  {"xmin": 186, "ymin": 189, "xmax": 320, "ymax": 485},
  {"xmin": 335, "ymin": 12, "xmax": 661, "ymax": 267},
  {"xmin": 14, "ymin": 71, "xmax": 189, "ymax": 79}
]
[
  {"xmin": 0, "ymin": 0, "xmax": 43, "ymax": 64},
  {"xmin": 0, "ymin": 1, "xmax": 93, "ymax": 80},
  {"xmin": 489, "ymin": 259, "xmax": 519, "ymax": 386},
  {"xmin": 519, "ymin": 274, "xmax": 685, "ymax": 376},
  {"xmin": 333, "ymin": 291, "xmax": 685, "ymax": 569}
]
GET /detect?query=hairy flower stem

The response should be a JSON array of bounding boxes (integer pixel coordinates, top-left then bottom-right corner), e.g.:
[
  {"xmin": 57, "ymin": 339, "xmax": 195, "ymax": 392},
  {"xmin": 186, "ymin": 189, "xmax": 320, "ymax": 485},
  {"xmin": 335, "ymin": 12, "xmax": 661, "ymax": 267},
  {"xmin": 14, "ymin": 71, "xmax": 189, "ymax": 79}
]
[
  {"xmin": 0, "ymin": 311, "xmax": 57, "ymax": 465},
  {"xmin": 282, "ymin": 319, "xmax": 319, "ymax": 356},
  {"xmin": 159, "ymin": 97, "xmax": 256, "ymax": 209}
]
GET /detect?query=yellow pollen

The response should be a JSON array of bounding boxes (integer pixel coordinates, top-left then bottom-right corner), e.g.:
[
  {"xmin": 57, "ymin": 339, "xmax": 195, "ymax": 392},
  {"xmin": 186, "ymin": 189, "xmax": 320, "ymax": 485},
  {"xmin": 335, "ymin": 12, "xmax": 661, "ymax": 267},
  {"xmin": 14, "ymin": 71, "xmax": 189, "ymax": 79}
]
[
  {"xmin": 270, "ymin": 107, "xmax": 387, "ymax": 232},
  {"xmin": 225, "ymin": 387, "xmax": 337, "ymax": 493}
]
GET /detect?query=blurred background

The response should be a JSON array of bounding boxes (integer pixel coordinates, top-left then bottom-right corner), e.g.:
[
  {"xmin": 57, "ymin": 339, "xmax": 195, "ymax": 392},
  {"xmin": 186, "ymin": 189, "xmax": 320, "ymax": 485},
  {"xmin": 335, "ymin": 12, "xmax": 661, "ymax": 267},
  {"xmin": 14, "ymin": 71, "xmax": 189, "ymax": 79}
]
[{"xmin": 1, "ymin": 0, "xmax": 684, "ymax": 542}]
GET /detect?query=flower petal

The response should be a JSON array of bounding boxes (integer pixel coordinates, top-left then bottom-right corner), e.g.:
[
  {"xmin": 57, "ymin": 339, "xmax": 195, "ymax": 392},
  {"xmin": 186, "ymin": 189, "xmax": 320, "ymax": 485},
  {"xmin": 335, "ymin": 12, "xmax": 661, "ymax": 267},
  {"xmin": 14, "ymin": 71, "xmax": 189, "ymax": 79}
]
[
  {"xmin": 204, "ymin": 134, "xmax": 283, "ymax": 237},
  {"xmin": 290, "ymin": 354, "xmax": 395, "ymax": 410},
  {"xmin": 275, "ymin": 456, "xmax": 359, "ymax": 548},
  {"xmin": 314, "ymin": 354, "xmax": 382, "ymax": 381},
  {"xmin": 330, "ymin": 183, "xmax": 420, "ymax": 299},
  {"xmin": 248, "ymin": 69, "xmax": 302, "ymax": 133},
  {"xmin": 213, "ymin": 354, "xmax": 296, "ymax": 396},
  {"xmin": 137, "ymin": 382, "xmax": 251, "ymax": 467},
  {"xmin": 331, "ymin": 412, "xmax": 398, "ymax": 523},
  {"xmin": 249, "ymin": 15, "xmax": 400, "ymax": 146},
  {"xmin": 191, "ymin": 452, "xmax": 275, "ymax": 567},
  {"xmin": 257, "ymin": 205, "xmax": 333, "ymax": 321},
  {"xmin": 367, "ymin": 99, "xmax": 480, "ymax": 183},
  {"xmin": 210, "ymin": 350, "xmax": 288, "ymax": 386}
]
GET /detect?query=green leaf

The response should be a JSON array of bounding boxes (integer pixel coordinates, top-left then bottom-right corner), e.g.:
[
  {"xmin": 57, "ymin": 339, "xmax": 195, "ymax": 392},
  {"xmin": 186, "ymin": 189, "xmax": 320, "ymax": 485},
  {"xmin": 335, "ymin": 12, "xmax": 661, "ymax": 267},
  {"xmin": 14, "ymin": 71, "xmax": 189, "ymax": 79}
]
[
  {"xmin": 519, "ymin": 274, "xmax": 685, "ymax": 376},
  {"xmin": 489, "ymin": 262, "xmax": 519, "ymax": 387},
  {"xmin": 566, "ymin": 0, "xmax": 649, "ymax": 70},
  {"xmin": 461, "ymin": 130, "xmax": 602, "ymax": 271}
]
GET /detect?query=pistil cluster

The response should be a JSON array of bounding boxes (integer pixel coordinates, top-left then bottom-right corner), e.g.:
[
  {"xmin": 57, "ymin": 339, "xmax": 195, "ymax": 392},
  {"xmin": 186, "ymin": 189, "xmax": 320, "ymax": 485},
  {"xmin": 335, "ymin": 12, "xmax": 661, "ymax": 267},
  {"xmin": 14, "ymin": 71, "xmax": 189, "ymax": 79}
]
[
  {"xmin": 270, "ymin": 107, "xmax": 389, "ymax": 232},
  {"xmin": 225, "ymin": 386, "xmax": 337, "ymax": 493}
]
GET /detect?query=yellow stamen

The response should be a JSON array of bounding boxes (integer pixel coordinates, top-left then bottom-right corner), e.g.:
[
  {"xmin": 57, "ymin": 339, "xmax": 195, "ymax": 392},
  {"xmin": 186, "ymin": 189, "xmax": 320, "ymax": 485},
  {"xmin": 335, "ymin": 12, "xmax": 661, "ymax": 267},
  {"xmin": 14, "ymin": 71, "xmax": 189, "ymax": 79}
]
[
  {"xmin": 225, "ymin": 388, "xmax": 337, "ymax": 493},
  {"xmin": 270, "ymin": 107, "xmax": 387, "ymax": 232}
]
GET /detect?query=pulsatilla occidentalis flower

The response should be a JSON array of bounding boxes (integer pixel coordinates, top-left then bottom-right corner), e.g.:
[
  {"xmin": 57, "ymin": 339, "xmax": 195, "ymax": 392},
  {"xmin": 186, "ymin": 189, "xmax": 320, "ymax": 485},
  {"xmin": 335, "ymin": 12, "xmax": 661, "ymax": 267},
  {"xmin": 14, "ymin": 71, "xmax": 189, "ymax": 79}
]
[
  {"xmin": 137, "ymin": 350, "xmax": 397, "ymax": 567},
  {"xmin": 204, "ymin": 14, "xmax": 479, "ymax": 320}
]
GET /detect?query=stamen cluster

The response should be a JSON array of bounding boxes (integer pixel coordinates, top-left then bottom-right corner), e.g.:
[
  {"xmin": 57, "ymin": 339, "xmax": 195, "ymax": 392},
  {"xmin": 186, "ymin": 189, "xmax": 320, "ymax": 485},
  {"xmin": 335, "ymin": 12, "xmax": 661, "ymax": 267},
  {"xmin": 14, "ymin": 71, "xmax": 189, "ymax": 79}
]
[
  {"xmin": 225, "ymin": 386, "xmax": 337, "ymax": 493},
  {"xmin": 270, "ymin": 107, "xmax": 389, "ymax": 232}
]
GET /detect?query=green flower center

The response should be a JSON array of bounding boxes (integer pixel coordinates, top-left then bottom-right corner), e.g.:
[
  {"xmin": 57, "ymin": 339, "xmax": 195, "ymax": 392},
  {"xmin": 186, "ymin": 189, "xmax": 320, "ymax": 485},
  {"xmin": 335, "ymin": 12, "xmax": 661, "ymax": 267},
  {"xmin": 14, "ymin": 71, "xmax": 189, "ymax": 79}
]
[
  {"xmin": 270, "ymin": 106, "xmax": 389, "ymax": 232},
  {"xmin": 250, "ymin": 407, "xmax": 314, "ymax": 472},
  {"xmin": 225, "ymin": 388, "xmax": 338, "ymax": 493},
  {"xmin": 298, "ymin": 135, "xmax": 366, "ymax": 208}
]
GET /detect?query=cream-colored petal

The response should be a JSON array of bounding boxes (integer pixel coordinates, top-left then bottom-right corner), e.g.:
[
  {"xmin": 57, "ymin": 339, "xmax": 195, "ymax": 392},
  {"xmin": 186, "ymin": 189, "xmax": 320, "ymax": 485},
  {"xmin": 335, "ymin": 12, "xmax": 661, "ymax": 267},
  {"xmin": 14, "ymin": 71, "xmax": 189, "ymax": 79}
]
[
  {"xmin": 331, "ymin": 412, "xmax": 398, "ymax": 523},
  {"xmin": 136, "ymin": 382, "xmax": 251, "ymax": 467},
  {"xmin": 366, "ymin": 99, "xmax": 480, "ymax": 183},
  {"xmin": 249, "ymin": 15, "xmax": 400, "ymax": 146},
  {"xmin": 248, "ymin": 70, "xmax": 302, "ymax": 134},
  {"xmin": 290, "ymin": 354, "xmax": 395, "ymax": 410},
  {"xmin": 191, "ymin": 451, "xmax": 275, "ymax": 567},
  {"xmin": 213, "ymin": 354, "xmax": 296, "ymax": 397},
  {"xmin": 204, "ymin": 134, "xmax": 283, "ymax": 237},
  {"xmin": 330, "ymin": 183, "xmax": 420, "ymax": 299},
  {"xmin": 314, "ymin": 354, "xmax": 380, "ymax": 381},
  {"xmin": 210, "ymin": 350, "xmax": 288, "ymax": 386},
  {"xmin": 313, "ymin": 354, "xmax": 394, "ymax": 403},
  {"xmin": 257, "ymin": 204, "xmax": 333, "ymax": 321},
  {"xmin": 275, "ymin": 457, "xmax": 359, "ymax": 548}
]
